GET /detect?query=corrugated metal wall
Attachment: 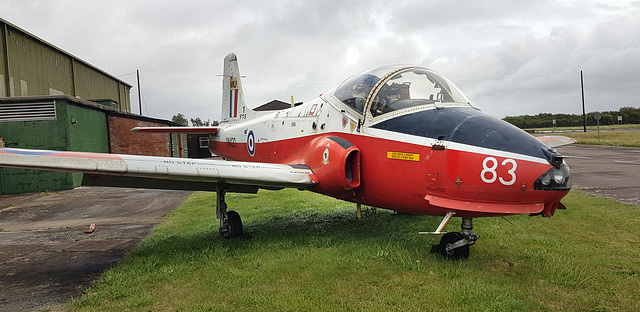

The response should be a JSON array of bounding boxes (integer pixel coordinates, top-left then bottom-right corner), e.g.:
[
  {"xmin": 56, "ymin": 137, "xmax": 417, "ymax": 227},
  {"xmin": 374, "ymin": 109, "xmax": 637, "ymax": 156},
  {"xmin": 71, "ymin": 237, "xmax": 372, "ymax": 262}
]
[
  {"xmin": 1, "ymin": 22, "xmax": 7, "ymax": 97},
  {"xmin": 0, "ymin": 18, "xmax": 131, "ymax": 112}
]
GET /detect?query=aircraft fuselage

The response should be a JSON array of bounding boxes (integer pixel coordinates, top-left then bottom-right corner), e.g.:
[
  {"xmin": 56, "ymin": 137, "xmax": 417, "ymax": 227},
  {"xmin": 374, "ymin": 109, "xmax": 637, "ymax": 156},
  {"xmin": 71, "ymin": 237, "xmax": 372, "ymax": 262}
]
[{"xmin": 211, "ymin": 93, "xmax": 570, "ymax": 218}]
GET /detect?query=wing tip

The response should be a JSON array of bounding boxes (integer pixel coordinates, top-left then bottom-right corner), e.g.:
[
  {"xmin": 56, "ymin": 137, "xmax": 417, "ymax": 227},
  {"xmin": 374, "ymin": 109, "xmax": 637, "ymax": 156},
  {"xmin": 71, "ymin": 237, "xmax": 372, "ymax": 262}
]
[{"xmin": 537, "ymin": 135, "xmax": 577, "ymax": 148}]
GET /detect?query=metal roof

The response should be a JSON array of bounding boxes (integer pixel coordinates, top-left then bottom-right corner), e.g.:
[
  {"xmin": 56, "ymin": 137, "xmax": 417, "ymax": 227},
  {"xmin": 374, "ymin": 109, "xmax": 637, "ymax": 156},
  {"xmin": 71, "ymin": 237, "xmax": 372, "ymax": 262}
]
[{"xmin": 0, "ymin": 17, "xmax": 132, "ymax": 88}]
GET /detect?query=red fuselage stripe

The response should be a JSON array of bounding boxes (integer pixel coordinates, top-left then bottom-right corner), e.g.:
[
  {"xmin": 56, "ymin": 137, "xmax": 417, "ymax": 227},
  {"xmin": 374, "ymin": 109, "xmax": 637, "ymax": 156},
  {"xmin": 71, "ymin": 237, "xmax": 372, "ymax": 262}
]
[{"xmin": 211, "ymin": 133, "xmax": 564, "ymax": 217}]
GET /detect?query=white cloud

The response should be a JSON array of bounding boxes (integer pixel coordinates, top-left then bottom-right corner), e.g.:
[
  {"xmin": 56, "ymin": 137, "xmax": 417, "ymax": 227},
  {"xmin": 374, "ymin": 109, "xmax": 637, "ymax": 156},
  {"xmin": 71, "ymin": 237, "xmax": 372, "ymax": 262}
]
[{"xmin": 3, "ymin": 0, "xmax": 639, "ymax": 120}]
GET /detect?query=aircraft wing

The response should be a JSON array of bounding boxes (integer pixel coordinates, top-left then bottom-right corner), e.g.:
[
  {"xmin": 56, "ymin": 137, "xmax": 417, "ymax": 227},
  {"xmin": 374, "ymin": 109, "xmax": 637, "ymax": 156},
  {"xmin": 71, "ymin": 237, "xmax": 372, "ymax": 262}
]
[
  {"xmin": 536, "ymin": 135, "xmax": 577, "ymax": 148},
  {"xmin": 0, "ymin": 148, "xmax": 315, "ymax": 192}
]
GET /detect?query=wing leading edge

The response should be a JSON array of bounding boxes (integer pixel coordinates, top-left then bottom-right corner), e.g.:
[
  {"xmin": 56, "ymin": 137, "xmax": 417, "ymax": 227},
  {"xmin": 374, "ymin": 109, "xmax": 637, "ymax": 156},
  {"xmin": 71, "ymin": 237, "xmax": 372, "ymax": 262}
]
[{"xmin": 0, "ymin": 148, "xmax": 315, "ymax": 191}]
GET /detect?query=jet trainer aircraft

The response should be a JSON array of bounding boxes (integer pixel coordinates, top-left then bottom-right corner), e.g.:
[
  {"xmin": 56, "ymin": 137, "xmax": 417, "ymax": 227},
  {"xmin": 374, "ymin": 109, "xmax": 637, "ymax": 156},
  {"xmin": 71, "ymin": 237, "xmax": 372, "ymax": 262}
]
[{"xmin": 0, "ymin": 53, "xmax": 574, "ymax": 259}]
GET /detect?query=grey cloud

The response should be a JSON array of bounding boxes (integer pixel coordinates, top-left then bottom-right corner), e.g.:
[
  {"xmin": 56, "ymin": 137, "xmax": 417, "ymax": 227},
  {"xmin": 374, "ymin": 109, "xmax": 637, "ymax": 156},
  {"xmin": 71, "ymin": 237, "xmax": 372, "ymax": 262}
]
[{"xmin": 4, "ymin": 0, "xmax": 639, "ymax": 121}]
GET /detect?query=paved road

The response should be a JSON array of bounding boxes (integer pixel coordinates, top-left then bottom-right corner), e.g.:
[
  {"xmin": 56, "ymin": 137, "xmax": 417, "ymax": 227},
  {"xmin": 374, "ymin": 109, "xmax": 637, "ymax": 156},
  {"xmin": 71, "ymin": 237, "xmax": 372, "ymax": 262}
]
[
  {"xmin": 557, "ymin": 145, "xmax": 640, "ymax": 207},
  {"xmin": 0, "ymin": 187, "xmax": 191, "ymax": 312}
]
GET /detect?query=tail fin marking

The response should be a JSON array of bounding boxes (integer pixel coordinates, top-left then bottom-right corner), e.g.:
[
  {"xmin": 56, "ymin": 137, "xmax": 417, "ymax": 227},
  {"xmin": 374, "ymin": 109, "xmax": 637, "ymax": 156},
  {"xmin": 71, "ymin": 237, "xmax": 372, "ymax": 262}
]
[{"xmin": 222, "ymin": 53, "xmax": 253, "ymax": 123}]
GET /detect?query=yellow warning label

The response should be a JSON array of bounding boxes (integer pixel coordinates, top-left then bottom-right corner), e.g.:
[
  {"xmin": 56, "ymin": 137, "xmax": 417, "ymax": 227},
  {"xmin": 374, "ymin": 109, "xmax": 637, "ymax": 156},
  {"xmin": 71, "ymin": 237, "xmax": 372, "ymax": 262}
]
[{"xmin": 387, "ymin": 151, "xmax": 420, "ymax": 161}]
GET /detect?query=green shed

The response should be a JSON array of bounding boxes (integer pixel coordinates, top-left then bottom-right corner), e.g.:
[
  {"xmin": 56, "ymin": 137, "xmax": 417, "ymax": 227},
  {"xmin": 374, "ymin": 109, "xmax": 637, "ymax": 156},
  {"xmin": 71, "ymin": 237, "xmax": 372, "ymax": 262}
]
[
  {"xmin": 1, "ymin": 96, "xmax": 184, "ymax": 194},
  {"xmin": 0, "ymin": 96, "xmax": 109, "ymax": 193}
]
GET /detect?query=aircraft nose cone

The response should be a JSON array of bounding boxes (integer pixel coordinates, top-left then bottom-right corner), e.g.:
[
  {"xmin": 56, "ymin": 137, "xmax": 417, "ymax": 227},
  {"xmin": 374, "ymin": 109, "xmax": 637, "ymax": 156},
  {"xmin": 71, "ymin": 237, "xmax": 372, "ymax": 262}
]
[{"xmin": 450, "ymin": 109, "xmax": 548, "ymax": 160}]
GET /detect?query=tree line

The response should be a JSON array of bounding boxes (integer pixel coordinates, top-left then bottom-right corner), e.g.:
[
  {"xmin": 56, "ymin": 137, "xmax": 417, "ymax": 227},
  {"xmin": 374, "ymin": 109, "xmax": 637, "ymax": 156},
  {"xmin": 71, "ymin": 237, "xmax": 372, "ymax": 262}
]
[
  {"xmin": 170, "ymin": 107, "xmax": 640, "ymax": 129},
  {"xmin": 503, "ymin": 106, "xmax": 640, "ymax": 129},
  {"xmin": 171, "ymin": 113, "xmax": 219, "ymax": 127}
]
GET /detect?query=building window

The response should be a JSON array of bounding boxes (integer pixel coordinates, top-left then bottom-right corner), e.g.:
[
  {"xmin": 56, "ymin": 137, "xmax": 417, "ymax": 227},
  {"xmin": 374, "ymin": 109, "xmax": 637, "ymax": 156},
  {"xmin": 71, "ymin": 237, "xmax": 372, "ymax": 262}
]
[{"xmin": 199, "ymin": 136, "xmax": 209, "ymax": 149}]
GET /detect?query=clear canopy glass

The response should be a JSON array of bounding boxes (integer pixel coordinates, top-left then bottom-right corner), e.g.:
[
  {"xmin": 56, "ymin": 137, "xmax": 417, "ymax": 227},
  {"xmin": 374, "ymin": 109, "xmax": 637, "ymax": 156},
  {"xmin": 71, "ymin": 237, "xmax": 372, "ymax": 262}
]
[{"xmin": 332, "ymin": 66, "xmax": 470, "ymax": 117}]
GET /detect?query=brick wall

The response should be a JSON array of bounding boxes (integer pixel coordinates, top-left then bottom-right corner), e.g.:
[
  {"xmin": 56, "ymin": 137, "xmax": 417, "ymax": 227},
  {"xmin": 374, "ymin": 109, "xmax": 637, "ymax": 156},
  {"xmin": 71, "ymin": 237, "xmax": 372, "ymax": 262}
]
[{"xmin": 108, "ymin": 116, "xmax": 173, "ymax": 156}]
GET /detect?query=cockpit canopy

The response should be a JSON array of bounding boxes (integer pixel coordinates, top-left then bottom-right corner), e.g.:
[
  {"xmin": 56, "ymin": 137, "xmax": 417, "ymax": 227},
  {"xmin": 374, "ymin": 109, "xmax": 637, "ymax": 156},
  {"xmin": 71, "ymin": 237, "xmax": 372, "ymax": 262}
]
[{"xmin": 332, "ymin": 65, "xmax": 470, "ymax": 117}]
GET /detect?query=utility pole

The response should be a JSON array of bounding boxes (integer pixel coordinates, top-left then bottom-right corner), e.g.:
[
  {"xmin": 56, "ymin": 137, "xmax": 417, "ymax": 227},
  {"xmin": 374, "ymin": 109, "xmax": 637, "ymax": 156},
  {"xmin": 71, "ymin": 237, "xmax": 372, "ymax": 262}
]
[
  {"xmin": 581, "ymin": 70, "xmax": 586, "ymax": 132},
  {"xmin": 137, "ymin": 69, "xmax": 142, "ymax": 115}
]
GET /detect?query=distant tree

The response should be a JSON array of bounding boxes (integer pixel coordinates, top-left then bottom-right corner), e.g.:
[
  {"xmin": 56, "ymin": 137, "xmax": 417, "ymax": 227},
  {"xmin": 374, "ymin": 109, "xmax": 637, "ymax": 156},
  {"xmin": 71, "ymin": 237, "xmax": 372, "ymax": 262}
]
[
  {"xmin": 503, "ymin": 106, "xmax": 640, "ymax": 128},
  {"xmin": 190, "ymin": 117, "xmax": 220, "ymax": 127},
  {"xmin": 190, "ymin": 117, "xmax": 210, "ymax": 126},
  {"xmin": 171, "ymin": 113, "xmax": 188, "ymax": 126}
]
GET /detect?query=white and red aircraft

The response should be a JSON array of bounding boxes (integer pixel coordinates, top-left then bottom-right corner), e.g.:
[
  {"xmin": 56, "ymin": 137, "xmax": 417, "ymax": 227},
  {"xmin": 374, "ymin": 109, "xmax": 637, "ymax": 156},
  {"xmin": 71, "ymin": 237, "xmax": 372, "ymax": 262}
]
[{"xmin": 0, "ymin": 53, "xmax": 574, "ymax": 258}]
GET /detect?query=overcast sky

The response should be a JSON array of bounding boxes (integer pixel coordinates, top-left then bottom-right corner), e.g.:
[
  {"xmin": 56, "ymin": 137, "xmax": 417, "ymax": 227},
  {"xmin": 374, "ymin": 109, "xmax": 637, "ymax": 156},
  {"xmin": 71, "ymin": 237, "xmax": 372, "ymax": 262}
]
[{"xmin": 4, "ymin": 0, "xmax": 640, "ymax": 122}]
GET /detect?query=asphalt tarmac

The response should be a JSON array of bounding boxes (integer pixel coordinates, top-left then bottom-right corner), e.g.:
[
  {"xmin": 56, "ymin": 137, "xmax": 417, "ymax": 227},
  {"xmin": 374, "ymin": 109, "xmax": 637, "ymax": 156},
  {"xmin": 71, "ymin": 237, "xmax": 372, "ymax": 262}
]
[
  {"xmin": 557, "ymin": 145, "xmax": 640, "ymax": 207},
  {"xmin": 0, "ymin": 145, "xmax": 638, "ymax": 311},
  {"xmin": 0, "ymin": 187, "xmax": 191, "ymax": 312}
]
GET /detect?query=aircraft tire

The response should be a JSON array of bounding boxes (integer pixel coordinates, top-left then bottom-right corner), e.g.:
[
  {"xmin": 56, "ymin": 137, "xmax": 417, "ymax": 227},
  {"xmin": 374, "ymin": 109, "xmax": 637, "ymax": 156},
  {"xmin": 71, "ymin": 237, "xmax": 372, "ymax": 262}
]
[
  {"xmin": 224, "ymin": 210, "xmax": 243, "ymax": 239},
  {"xmin": 439, "ymin": 232, "xmax": 470, "ymax": 259}
]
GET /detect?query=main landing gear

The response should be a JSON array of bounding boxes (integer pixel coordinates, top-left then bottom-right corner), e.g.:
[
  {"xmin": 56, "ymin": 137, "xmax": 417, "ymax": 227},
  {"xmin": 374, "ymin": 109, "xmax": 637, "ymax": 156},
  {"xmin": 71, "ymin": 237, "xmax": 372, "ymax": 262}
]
[
  {"xmin": 216, "ymin": 186, "xmax": 244, "ymax": 239},
  {"xmin": 423, "ymin": 212, "xmax": 480, "ymax": 259}
]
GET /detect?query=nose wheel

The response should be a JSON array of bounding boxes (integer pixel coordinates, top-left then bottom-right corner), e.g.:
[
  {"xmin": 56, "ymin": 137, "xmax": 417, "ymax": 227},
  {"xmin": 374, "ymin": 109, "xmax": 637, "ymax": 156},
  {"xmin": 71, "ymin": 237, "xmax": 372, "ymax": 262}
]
[
  {"xmin": 434, "ymin": 232, "xmax": 470, "ymax": 259},
  {"xmin": 429, "ymin": 217, "xmax": 479, "ymax": 259}
]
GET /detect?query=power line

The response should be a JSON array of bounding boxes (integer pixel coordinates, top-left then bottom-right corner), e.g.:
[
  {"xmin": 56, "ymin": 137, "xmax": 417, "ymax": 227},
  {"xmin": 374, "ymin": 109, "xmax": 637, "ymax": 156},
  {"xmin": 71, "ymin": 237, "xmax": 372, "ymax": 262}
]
[
  {"xmin": 140, "ymin": 74, "xmax": 335, "ymax": 86},
  {"xmin": 115, "ymin": 72, "xmax": 136, "ymax": 78},
  {"xmin": 124, "ymin": 70, "xmax": 579, "ymax": 90},
  {"xmin": 138, "ymin": 77, "xmax": 182, "ymax": 113},
  {"xmin": 453, "ymin": 72, "xmax": 578, "ymax": 83},
  {"xmin": 142, "ymin": 76, "xmax": 217, "ymax": 82},
  {"xmin": 139, "ymin": 85, "xmax": 149, "ymax": 116},
  {"xmin": 243, "ymin": 81, "xmax": 336, "ymax": 86}
]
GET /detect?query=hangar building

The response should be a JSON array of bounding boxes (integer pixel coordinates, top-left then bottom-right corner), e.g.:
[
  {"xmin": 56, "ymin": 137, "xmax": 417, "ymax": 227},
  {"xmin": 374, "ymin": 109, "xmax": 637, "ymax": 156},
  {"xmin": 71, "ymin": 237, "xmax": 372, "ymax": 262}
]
[{"xmin": 0, "ymin": 18, "xmax": 185, "ymax": 194}]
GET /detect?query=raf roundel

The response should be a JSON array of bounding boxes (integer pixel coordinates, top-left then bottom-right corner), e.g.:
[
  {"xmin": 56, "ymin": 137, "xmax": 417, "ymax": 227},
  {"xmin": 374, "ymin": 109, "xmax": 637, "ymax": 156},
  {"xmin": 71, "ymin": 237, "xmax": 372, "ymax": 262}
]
[{"xmin": 247, "ymin": 130, "xmax": 255, "ymax": 156}]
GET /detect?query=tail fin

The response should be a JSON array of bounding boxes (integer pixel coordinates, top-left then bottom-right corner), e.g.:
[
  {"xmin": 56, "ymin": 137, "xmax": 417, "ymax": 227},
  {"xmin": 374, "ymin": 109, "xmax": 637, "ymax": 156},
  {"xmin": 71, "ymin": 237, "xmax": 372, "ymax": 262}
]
[{"xmin": 221, "ymin": 53, "xmax": 253, "ymax": 123}]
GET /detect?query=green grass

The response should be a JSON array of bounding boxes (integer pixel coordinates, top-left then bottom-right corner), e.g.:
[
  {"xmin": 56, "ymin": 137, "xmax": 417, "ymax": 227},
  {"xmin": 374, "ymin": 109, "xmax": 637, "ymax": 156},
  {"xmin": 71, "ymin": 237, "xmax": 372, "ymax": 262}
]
[
  {"xmin": 68, "ymin": 189, "xmax": 639, "ymax": 312},
  {"xmin": 530, "ymin": 124, "xmax": 640, "ymax": 132},
  {"xmin": 533, "ymin": 128, "xmax": 640, "ymax": 147},
  {"xmin": 562, "ymin": 130, "xmax": 640, "ymax": 147}
]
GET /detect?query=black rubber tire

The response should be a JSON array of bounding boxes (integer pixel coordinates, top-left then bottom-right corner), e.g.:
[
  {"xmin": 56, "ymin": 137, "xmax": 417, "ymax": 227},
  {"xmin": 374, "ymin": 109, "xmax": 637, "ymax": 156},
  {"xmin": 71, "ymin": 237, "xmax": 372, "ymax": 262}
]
[
  {"xmin": 439, "ymin": 232, "xmax": 470, "ymax": 259},
  {"xmin": 225, "ymin": 210, "xmax": 243, "ymax": 239}
]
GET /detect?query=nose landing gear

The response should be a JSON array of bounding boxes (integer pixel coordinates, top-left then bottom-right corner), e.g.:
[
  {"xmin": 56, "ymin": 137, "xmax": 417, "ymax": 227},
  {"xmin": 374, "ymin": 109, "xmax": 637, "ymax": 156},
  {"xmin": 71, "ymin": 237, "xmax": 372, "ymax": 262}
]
[{"xmin": 427, "ymin": 216, "xmax": 479, "ymax": 259}]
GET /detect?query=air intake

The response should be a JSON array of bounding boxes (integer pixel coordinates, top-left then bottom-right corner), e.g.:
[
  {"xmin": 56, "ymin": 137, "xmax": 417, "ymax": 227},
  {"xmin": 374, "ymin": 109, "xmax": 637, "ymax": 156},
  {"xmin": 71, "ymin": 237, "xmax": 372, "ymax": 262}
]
[{"xmin": 0, "ymin": 101, "xmax": 56, "ymax": 122}]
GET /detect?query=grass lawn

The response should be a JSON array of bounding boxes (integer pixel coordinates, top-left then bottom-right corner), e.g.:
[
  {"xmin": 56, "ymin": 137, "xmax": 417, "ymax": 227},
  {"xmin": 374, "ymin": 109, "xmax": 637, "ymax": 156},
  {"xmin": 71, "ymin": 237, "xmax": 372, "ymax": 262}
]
[
  {"xmin": 561, "ymin": 130, "xmax": 640, "ymax": 147},
  {"xmin": 531, "ymin": 125, "xmax": 640, "ymax": 147},
  {"xmin": 67, "ymin": 189, "xmax": 639, "ymax": 311},
  {"xmin": 531, "ymin": 124, "xmax": 640, "ymax": 132}
]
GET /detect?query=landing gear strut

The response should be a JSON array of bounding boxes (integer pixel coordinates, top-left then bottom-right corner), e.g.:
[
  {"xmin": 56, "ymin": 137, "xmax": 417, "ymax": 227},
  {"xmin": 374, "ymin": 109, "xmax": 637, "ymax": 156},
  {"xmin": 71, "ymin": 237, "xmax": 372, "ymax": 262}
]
[
  {"xmin": 430, "ymin": 217, "xmax": 479, "ymax": 259},
  {"xmin": 216, "ymin": 186, "xmax": 244, "ymax": 239}
]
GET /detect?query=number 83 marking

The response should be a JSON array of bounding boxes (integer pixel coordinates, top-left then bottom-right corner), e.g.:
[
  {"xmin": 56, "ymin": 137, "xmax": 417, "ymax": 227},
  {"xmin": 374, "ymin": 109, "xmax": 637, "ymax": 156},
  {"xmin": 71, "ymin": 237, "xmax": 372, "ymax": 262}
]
[{"xmin": 481, "ymin": 157, "xmax": 517, "ymax": 185}]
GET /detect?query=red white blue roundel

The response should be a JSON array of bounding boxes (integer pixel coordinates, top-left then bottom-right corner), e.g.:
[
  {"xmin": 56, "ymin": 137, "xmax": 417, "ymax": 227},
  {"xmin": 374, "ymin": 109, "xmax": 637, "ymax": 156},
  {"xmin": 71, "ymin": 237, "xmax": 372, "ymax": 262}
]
[{"xmin": 247, "ymin": 130, "xmax": 255, "ymax": 156}]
